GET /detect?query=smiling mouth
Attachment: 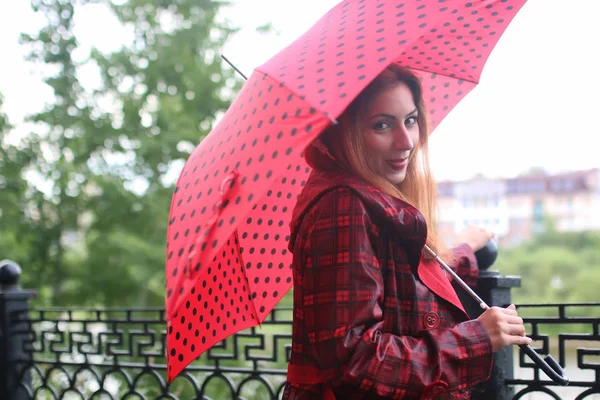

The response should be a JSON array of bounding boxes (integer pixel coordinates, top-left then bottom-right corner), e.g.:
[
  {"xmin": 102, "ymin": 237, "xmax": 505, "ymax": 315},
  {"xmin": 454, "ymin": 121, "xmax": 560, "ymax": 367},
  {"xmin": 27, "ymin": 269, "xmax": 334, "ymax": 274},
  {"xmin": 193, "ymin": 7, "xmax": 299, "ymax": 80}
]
[{"xmin": 386, "ymin": 158, "xmax": 408, "ymax": 171}]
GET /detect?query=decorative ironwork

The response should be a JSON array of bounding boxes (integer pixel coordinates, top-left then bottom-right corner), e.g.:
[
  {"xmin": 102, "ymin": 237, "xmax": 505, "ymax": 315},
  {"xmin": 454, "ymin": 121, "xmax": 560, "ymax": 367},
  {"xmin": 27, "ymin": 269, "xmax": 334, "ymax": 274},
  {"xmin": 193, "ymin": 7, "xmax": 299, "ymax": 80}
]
[
  {"xmin": 8, "ymin": 307, "xmax": 292, "ymax": 400},
  {"xmin": 4, "ymin": 298, "xmax": 600, "ymax": 399},
  {"xmin": 509, "ymin": 303, "xmax": 600, "ymax": 400}
]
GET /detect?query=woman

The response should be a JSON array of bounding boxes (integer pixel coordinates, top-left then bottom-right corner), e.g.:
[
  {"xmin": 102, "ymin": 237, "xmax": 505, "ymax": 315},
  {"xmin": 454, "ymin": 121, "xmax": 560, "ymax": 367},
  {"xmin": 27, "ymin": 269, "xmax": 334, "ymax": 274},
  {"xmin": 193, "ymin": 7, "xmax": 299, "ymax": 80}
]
[{"xmin": 281, "ymin": 65, "xmax": 532, "ymax": 400}]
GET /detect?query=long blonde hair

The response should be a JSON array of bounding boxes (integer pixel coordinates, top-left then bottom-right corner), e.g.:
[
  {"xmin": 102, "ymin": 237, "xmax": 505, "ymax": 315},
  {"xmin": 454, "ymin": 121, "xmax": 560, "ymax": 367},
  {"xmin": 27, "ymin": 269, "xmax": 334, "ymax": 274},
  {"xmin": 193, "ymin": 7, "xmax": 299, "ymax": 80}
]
[{"xmin": 305, "ymin": 64, "xmax": 448, "ymax": 259}]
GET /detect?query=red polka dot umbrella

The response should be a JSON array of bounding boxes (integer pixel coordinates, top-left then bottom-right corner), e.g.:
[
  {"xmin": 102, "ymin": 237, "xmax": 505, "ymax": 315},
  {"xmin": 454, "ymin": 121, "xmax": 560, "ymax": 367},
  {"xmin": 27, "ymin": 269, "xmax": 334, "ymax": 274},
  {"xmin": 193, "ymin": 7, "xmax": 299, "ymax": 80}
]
[{"xmin": 166, "ymin": 0, "xmax": 528, "ymax": 381}]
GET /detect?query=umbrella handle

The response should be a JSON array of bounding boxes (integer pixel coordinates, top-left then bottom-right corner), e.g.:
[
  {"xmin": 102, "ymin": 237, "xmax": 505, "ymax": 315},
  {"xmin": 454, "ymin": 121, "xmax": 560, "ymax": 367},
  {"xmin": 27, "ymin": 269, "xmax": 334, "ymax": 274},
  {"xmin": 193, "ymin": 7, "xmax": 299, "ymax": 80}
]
[
  {"xmin": 423, "ymin": 245, "xmax": 570, "ymax": 386},
  {"xmin": 519, "ymin": 343, "xmax": 569, "ymax": 385}
]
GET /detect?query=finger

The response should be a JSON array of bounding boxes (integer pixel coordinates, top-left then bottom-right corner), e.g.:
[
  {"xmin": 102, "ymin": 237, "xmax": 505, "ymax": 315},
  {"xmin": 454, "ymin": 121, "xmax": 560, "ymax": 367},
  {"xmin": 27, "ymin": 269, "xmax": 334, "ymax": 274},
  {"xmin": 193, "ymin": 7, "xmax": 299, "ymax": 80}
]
[
  {"xmin": 503, "ymin": 323, "xmax": 526, "ymax": 337},
  {"xmin": 503, "ymin": 333, "xmax": 532, "ymax": 347},
  {"xmin": 488, "ymin": 307, "xmax": 508, "ymax": 318},
  {"xmin": 505, "ymin": 315, "xmax": 524, "ymax": 325},
  {"xmin": 502, "ymin": 307, "xmax": 518, "ymax": 316},
  {"xmin": 516, "ymin": 336, "xmax": 533, "ymax": 346},
  {"xmin": 506, "ymin": 304, "xmax": 516, "ymax": 310}
]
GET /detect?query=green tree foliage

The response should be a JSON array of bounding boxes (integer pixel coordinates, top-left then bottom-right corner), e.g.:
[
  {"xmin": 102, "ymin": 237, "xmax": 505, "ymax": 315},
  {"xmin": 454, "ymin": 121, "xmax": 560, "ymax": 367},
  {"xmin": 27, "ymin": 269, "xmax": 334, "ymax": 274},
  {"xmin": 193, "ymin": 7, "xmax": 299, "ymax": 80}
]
[
  {"xmin": 1, "ymin": 0, "xmax": 242, "ymax": 307},
  {"xmin": 495, "ymin": 229, "xmax": 600, "ymax": 304},
  {"xmin": 1, "ymin": 95, "xmax": 40, "ymax": 267},
  {"xmin": 1, "ymin": 96, "xmax": 23, "ymax": 261},
  {"xmin": 0, "ymin": 95, "xmax": 8, "ymax": 131}
]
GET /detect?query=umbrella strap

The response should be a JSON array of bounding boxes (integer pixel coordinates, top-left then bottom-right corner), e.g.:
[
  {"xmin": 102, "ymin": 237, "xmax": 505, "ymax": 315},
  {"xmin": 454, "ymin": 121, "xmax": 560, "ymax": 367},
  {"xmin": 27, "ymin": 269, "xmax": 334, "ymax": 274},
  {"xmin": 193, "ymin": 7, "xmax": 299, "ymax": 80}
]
[{"xmin": 186, "ymin": 171, "xmax": 239, "ymax": 280}]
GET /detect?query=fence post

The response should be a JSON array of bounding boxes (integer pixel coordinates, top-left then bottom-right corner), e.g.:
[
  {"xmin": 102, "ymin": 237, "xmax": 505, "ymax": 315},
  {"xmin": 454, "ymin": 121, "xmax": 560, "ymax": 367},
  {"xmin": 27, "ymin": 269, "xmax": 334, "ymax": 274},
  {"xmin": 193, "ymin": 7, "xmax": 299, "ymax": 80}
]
[
  {"xmin": 0, "ymin": 260, "xmax": 36, "ymax": 400},
  {"xmin": 454, "ymin": 268, "xmax": 522, "ymax": 400}
]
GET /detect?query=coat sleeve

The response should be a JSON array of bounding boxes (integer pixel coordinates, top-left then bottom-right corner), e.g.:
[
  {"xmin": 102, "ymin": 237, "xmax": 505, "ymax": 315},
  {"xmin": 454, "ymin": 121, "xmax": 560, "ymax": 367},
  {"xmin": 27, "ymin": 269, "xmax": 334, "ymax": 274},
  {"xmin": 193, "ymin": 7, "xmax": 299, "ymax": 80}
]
[
  {"xmin": 302, "ymin": 188, "xmax": 492, "ymax": 399},
  {"xmin": 448, "ymin": 243, "xmax": 479, "ymax": 287}
]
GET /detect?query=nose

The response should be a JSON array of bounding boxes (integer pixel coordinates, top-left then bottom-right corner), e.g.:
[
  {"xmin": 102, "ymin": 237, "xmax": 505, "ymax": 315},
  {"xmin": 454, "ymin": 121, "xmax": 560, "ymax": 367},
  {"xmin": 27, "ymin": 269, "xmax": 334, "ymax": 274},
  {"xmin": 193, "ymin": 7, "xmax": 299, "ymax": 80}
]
[{"xmin": 393, "ymin": 126, "xmax": 414, "ymax": 151}]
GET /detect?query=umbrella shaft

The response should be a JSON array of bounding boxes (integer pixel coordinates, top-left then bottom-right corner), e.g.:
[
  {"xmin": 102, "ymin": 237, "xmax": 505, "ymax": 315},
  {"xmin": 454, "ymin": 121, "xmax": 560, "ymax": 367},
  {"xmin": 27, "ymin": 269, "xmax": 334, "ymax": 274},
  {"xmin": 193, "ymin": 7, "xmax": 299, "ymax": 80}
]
[{"xmin": 423, "ymin": 245, "xmax": 489, "ymax": 311}]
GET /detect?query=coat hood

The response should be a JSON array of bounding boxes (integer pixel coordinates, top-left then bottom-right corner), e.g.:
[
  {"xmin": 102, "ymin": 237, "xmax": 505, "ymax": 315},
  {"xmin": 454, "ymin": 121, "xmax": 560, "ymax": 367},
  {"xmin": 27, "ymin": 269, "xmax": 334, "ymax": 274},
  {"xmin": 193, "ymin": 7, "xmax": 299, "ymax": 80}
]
[{"xmin": 288, "ymin": 170, "xmax": 428, "ymax": 258}]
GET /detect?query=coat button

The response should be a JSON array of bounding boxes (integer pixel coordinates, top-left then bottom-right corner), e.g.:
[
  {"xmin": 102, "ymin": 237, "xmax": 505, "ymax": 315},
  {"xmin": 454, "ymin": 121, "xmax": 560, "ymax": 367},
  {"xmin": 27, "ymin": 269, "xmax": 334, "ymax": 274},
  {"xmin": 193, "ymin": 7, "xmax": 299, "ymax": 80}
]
[
  {"xmin": 424, "ymin": 312, "xmax": 440, "ymax": 329},
  {"xmin": 432, "ymin": 384, "xmax": 443, "ymax": 395},
  {"xmin": 371, "ymin": 329, "xmax": 382, "ymax": 343},
  {"xmin": 419, "ymin": 381, "xmax": 448, "ymax": 400}
]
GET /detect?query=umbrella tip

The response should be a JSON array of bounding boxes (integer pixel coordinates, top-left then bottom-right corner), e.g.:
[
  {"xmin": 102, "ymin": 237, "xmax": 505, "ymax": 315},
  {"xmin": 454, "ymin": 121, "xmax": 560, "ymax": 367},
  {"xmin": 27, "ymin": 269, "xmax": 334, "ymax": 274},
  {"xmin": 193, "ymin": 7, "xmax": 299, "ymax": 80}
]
[{"xmin": 221, "ymin": 54, "xmax": 248, "ymax": 81}]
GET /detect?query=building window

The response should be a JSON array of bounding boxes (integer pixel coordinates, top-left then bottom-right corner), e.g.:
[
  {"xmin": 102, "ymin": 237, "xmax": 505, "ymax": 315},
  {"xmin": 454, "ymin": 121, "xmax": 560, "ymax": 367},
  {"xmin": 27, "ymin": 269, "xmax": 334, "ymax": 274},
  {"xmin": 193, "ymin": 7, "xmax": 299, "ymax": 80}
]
[
  {"xmin": 533, "ymin": 199, "xmax": 543, "ymax": 217},
  {"xmin": 564, "ymin": 180, "xmax": 575, "ymax": 190}
]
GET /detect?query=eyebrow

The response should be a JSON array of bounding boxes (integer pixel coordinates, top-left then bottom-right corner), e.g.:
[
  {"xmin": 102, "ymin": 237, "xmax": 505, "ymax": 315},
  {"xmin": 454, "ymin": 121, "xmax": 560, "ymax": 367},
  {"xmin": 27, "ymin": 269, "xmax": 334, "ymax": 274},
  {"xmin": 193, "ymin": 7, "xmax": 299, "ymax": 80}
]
[{"xmin": 368, "ymin": 108, "xmax": 418, "ymax": 121}]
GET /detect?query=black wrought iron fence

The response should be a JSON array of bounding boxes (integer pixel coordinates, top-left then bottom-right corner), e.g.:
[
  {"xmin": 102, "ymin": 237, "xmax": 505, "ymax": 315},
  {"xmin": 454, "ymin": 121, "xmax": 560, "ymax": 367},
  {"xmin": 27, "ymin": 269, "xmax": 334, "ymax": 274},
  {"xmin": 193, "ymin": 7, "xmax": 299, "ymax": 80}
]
[
  {"xmin": 2, "ymin": 260, "xmax": 600, "ymax": 400},
  {"xmin": 508, "ymin": 303, "xmax": 600, "ymax": 400},
  {"xmin": 9, "ymin": 307, "xmax": 291, "ymax": 399}
]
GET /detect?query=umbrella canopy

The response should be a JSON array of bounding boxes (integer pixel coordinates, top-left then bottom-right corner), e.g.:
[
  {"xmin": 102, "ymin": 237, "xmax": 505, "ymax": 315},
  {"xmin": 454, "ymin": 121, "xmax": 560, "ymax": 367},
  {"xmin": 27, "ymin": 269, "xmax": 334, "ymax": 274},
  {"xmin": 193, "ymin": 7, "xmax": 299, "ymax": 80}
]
[{"xmin": 165, "ymin": 0, "xmax": 528, "ymax": 381}]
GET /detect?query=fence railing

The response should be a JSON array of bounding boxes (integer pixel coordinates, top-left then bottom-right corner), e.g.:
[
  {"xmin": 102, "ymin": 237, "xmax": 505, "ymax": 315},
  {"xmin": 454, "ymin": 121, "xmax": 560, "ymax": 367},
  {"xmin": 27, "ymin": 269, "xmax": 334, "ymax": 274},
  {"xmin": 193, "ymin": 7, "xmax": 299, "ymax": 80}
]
[
  {"xmin": 507, "ymin": 303, "xmax": 600, "ymax": 400},
  {"xmin": 8, "ymin": 308, "xmax": 291, "ymax": 399},
  {"xmin": 2, "ymin": 260, "xmax": 600, "ymax": 400}
]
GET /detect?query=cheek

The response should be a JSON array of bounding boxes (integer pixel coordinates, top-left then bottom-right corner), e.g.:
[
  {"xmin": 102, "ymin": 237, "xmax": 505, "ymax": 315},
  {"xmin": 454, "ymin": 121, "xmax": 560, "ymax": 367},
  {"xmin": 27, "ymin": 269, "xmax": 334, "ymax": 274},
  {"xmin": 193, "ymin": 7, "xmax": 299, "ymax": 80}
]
[
  {"xmin": 362, "ymin": 132, "xmax": 389, "ymax": 161},
  {"xmin": 410, "ymin": 128, "xmax": 420, "ymax": 149}
]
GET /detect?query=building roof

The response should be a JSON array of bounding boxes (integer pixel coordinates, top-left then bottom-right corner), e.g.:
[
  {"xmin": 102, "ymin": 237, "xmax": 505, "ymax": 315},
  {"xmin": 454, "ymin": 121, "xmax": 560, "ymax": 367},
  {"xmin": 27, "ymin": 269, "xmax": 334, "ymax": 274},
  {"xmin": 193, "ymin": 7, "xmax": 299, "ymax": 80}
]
[{"xmin": 437, "ymin": 168, "xmax": 598, "ymax": 197}]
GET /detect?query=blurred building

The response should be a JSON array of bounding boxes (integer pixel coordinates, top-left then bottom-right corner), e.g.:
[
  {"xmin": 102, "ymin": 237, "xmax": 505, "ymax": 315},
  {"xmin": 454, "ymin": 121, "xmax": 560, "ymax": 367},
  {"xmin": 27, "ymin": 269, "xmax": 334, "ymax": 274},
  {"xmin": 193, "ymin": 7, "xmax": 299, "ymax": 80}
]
[{"xmin": 437, "ymin": 168, "xmax": 600, "ymax": 247}]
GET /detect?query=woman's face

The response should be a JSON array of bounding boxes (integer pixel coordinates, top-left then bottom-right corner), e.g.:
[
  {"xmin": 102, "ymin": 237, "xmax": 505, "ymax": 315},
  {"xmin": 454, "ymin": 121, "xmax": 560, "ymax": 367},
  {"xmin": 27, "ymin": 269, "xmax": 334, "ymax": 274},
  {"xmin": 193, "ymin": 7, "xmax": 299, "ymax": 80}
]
[{"xmin": 358, "ymin": 82, "xmax": 420, "ymax": 185}]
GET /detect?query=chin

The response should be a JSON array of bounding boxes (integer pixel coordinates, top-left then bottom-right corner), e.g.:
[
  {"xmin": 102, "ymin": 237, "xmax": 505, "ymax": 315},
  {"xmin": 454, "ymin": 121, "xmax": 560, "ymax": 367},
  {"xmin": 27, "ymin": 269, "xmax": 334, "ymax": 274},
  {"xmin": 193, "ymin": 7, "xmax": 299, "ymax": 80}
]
[{"xmin": 386, "ymin": 172, "xmax": 407, "ymax": 186}]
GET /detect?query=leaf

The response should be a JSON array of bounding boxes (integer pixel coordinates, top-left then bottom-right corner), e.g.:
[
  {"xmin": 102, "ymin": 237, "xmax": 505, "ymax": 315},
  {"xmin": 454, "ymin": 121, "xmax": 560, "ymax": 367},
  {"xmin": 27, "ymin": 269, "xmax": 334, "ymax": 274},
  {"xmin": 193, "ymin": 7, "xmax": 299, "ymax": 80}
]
[{"xmin": 1, "ymin": 0, "xmax": 254, "ymax": 307}]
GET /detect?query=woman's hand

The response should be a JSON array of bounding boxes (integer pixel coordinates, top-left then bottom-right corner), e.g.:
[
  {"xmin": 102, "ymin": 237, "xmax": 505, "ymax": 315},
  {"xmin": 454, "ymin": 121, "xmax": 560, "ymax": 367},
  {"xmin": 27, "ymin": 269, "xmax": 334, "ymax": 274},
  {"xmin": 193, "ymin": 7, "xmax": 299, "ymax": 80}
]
[
  {"xmin": 456, "ymin": 225, "xmax": 494, "ymax": 252},
  {"xmin": 477, "ymin": 304, "xmax": 532, "ymax": 352}
]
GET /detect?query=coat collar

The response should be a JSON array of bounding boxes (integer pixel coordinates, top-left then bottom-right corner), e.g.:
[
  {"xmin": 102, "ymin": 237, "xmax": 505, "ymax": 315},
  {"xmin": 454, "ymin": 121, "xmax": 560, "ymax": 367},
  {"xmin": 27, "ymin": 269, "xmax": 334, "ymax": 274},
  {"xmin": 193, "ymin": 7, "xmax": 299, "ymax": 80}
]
[
  {"xmin": 291, "ymin": 170, "xmax": 427, "ymax": 253},
  {"xmin": 291, "ymin": 169, "xmax": 466, "ymax": 314}
]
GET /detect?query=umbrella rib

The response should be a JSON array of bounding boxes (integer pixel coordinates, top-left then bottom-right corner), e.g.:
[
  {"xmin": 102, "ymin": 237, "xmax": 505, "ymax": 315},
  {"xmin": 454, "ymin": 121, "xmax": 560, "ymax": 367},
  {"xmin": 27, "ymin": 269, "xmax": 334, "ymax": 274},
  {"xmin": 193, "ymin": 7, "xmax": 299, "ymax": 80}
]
[
  {"xmin": 224, "ymin": 54, "xmax": 339, "ymax": 125},
  {"xmin": 221, "ymin": 54, "xmax": 339, "ymax": 125},
  {"xmin": 400, "ymin": 64, "xmax": 480, "ymax": 85},
  {"xmin": 253, "ymin": 67, "xmax": 339, "ymax": 125},
  {"xmin": 233, "ymin": 229, "xmax": 261, "ymax": 324}
]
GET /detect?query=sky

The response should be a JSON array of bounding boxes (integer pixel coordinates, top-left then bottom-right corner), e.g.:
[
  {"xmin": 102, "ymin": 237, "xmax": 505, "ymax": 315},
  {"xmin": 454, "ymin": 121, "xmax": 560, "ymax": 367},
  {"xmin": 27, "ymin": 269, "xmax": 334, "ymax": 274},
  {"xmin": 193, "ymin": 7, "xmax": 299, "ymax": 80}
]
[{"xmin": 0, "ymin": 0, "xmax": 598, "ymax": 182}]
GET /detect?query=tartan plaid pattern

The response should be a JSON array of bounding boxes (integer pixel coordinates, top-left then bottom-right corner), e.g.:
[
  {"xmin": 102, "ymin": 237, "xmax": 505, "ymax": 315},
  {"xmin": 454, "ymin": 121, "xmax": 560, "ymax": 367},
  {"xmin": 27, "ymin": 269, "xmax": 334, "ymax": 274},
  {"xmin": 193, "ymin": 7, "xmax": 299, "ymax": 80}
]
[
  {"xmin": 283, "ymin": 172, "xmax": 493, "ymax": 400},
  {"xmin": 449, "ymin": 243, "xmax": 480, "ymax": 289}
]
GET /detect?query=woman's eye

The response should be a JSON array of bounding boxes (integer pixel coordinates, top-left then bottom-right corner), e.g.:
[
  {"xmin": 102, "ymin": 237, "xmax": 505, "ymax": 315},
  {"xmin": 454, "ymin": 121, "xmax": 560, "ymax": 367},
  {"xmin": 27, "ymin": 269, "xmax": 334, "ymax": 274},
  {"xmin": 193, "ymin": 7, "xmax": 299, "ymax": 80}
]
[
  {"xmin": 405, "ymin": 116, "xmax": 418, "ymax": 126},
  {"xmin": 372, "ymin": 121, "xmax": 391, "ymax": 131}
]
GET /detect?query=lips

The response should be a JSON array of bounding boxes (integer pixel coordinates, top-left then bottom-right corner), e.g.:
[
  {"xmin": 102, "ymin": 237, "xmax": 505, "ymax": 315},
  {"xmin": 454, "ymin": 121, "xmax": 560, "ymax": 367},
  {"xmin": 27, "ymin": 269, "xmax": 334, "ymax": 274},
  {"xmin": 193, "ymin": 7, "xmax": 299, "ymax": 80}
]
[{"xmin": 386, "ymin": 158, "xmax": 408, "ymax": 171}]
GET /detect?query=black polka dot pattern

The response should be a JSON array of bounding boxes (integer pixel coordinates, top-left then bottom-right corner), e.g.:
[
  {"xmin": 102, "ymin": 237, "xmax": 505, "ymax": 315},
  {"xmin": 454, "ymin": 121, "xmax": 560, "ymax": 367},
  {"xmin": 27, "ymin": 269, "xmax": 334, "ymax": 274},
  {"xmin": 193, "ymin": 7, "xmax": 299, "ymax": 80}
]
[
  {"xmin": 258, "ymin": 0, "xmax": 526, "ymax": 125},
  {"xmin": 166, "ymin": 0, "xmax": 527, "ymax": 381},
  {"xmin": 165, "ymin": 71, "xmax": 327, "ymax": 380}
]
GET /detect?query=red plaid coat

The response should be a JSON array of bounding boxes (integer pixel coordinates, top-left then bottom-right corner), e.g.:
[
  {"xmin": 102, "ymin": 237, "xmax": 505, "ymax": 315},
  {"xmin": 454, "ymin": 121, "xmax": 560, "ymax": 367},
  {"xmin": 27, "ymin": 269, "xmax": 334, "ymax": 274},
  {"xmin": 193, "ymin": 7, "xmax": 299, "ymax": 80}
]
[{"xmin": 282, "ymin": 171, "xmax": 493, "ymax": 400}]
